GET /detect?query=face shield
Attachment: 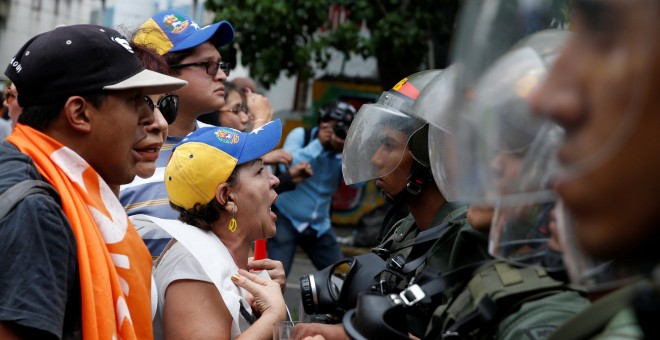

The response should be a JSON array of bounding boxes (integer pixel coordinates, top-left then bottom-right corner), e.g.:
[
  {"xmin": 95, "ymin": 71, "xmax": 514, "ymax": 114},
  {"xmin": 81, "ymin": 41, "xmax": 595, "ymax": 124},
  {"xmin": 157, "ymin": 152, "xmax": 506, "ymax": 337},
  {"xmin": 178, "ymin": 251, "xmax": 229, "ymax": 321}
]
[
  {"xmin": 342, "ymin": 91, "xmax": 425, "ymax": 186},
  {"xmin": 489, "ymin": 200, "xmax": 564, "ymax": 274},
  {"xmin": 453, "ymin": 31, "xmax": 570, "ymax": 207},
  {"xmin": 412, "ymin": 67, "xmax": 463, "ymax": 202},
  {"xmin": 411, "ymin": 66, "xmax": 459, "ymax": 133},
  {"xmin": 448, "ymin": 0, "xmax": 570, "ymax": 205},
  {"xmin": 451, "ymin": 0, "xmax": 571, "ymax": 101},
  {"xmin": 531, "ymin": 1, "xmax": 659, "ymax": 290},
  {"xmin": 485, "ymin": 123, "xmax": 566, "ymax": 273},
  {"xmin": 534, "ymin": 0, "xmax": 659, "ymax": 179},
  {"xmin": 555, "ymin": 201, "xmax": 643, "ymax": 292},
  {"xmin": 448, "ymin": 26, "xmax": 571, "ymax": 272}
]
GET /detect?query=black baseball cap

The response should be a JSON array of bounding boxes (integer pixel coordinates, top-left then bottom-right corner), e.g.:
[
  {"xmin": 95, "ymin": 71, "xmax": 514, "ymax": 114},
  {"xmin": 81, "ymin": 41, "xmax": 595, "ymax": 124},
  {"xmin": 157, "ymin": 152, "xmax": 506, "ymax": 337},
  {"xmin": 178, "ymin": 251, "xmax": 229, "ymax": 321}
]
[{"xmin": 4, "ymin": 24, "xmax": 187, "ymax": 107}]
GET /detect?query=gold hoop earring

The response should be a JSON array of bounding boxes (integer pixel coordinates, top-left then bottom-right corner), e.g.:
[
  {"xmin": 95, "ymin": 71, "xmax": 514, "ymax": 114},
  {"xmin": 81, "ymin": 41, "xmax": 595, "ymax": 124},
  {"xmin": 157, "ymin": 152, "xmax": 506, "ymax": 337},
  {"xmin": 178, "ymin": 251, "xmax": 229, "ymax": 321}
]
[{"xmin": 228, "ymin": 207, "xmax": 238, "ymax": 232}]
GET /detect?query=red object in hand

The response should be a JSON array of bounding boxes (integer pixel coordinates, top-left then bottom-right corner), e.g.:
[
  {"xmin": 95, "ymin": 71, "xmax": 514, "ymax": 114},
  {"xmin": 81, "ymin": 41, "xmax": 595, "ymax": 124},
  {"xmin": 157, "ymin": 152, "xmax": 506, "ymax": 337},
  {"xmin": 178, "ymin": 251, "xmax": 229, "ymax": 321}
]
[{"xmin": 253, "ymin": 239, "xmax": 267, "ymax": 270}]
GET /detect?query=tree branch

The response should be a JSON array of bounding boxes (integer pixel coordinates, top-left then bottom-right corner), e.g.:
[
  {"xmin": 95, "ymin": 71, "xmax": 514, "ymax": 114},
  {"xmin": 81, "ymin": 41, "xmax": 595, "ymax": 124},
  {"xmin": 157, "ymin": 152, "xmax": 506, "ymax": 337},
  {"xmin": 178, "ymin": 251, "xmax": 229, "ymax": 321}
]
[{"xmin": 375, "ymin": 0, "xmax": 387, "ymax": 16}]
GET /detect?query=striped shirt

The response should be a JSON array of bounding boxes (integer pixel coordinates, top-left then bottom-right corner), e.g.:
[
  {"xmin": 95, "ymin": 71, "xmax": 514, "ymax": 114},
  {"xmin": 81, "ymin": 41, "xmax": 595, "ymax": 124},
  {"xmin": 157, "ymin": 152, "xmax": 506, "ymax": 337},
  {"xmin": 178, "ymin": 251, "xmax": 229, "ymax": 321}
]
[{"xmin": 119, "ymin": 121, "xmax": 211, "ymax": 257}]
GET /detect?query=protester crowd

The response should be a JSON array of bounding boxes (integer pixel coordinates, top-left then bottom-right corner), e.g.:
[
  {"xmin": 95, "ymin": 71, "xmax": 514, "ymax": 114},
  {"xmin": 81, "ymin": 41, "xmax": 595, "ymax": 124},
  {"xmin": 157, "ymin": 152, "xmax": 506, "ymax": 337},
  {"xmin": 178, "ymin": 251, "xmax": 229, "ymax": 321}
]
[{"xmin": 0, "ymin": 0, "xmax": 658, "ymax": 339}]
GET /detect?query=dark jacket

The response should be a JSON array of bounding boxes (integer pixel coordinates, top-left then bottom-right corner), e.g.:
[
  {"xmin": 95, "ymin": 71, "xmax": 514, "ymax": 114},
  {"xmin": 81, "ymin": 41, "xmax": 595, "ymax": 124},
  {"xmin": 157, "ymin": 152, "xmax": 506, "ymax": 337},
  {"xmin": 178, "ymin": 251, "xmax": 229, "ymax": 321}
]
[{"xmin": 0, "ymin": 141, "xmax": 80, "ymax": 339}]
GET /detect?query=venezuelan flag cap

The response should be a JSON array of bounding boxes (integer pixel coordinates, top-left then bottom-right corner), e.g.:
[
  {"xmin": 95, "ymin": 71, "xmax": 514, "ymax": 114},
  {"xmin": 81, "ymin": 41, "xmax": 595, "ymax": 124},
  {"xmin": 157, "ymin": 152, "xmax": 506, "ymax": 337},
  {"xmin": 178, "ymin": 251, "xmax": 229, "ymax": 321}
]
[
  {"xmin": 134, "ymin": 10, "xmax": 234, "ymax": 55},
  {"xmin": 165, "ymin": 119, "xmax": 282, "ymax": 210}
]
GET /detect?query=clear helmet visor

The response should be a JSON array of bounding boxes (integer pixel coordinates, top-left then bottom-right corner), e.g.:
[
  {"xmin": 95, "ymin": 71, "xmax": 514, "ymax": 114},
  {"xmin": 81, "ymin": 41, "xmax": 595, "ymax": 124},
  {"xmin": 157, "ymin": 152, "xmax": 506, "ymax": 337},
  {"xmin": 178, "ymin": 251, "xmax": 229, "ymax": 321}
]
[
  {"xmin": 342, "ymin": 92, "xmax": 425, "ymax": 185},
  {"xmin": 413, "ymin": 66, "xmax": 463, "ymax": 202},
  {"xmin": 411, "ymin": 65, "xmax": 459, "ymax": 132},
  {"xmin": 556, "ymin": 201, "xmax": 643, "ymax": 292},
  {"xmin": 452, "ymin": 0, "xmax": 571, "ymax": 98},
  {"xmin": 454, "ymin": 42, "xmax": 567, "ymax": 206},
  {"xmin": 449, "ymin": 20, "xmax": 572, "ymax": 267},
  {"xmin": 449, "ymin": 0, "xmax": 571, "ymax": 204},
  {"xmin": 534, "ymin": 0, "xmax": 659, "ymax": 178},
  {"xmin": 427, "ymin": 125, "xmax": 461, "ymax": 202},
  {"xmin": 489, "ymin": 199, "xmax": 564, "ymax": 272}
]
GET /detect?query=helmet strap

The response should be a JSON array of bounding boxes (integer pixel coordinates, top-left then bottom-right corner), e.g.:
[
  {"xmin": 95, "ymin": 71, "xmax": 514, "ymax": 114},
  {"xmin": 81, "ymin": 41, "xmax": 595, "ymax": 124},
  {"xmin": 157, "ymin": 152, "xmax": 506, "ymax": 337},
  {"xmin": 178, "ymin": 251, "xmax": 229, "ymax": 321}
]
[{"xmin": 406, "ymin": 161, "xmax": 433, "ymax": 196}]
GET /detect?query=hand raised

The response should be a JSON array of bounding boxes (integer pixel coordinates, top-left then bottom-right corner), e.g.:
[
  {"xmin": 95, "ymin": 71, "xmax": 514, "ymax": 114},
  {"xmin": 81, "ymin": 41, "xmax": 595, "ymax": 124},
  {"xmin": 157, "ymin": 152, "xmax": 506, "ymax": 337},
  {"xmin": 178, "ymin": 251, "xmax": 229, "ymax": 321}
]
[{"xmin": 231, "ymin": 269, "xmax": 287, "ymax": 319}]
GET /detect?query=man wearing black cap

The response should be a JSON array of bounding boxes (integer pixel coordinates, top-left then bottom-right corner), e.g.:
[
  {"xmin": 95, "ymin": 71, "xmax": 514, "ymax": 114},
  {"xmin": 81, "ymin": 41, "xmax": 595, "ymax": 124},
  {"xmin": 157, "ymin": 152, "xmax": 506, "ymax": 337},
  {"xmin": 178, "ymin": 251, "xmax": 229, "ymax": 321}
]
[{"xmin": 0, "ymin": 24, "xmax": 186, "ymax": 339}]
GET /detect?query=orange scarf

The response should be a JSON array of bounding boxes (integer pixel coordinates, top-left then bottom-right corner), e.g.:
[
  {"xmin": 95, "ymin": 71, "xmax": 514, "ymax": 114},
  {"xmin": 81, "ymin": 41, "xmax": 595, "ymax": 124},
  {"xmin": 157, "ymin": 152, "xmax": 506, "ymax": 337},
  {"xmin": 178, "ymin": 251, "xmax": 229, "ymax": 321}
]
[{"xmin": 7, "ymin": 124, "xmax": 153, "ymax": 339}]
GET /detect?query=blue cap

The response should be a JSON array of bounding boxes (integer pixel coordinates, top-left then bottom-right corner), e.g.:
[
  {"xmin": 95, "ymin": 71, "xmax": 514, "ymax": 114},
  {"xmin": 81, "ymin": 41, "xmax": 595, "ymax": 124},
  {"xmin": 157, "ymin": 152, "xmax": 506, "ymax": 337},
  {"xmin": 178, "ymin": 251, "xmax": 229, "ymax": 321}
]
[
  {"xmin": 135, "ymin": 10, "xmax": 234, "ymax": 55},
  {"xmin": 165, "ymin": 119, "xmax": 282, "ymax": 209}
]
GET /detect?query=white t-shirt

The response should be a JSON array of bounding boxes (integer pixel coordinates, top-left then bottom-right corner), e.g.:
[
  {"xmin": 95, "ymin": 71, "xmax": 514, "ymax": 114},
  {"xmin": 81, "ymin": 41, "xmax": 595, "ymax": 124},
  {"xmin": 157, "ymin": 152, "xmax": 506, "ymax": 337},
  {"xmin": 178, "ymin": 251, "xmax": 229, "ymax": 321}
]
[{"xmin": 144, "ymin": 216, "xmax": 254, "ymax": 339}]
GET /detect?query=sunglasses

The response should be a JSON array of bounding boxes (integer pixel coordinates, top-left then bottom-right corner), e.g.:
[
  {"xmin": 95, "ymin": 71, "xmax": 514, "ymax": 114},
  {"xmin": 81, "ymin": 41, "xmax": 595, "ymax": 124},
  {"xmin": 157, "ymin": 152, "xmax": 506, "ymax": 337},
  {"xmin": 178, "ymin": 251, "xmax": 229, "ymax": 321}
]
[
  {"xmin": 3, "ymin": 88, "xmax": 16, "ymax": 101},
  {"xmin": 170, "ymin": 61, "xmax": 231, "ymax": 77},
  {"xmin": 144, "ymin": 94, "xmax": 179, "ymax": 124}
]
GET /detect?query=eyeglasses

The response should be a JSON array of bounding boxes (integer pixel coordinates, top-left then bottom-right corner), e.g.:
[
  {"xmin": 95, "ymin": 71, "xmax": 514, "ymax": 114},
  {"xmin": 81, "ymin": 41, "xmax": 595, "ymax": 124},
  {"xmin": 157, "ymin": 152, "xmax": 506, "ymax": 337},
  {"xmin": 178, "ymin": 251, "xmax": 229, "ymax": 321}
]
[
  {"xmin": 144, "ymin": 94, "xmax": 179, "ymax": 124},
  {"xmin": 3, "ymin": 88, "xmax": 16, "ymax": 102},
  {"xmin": 219, "ymin": 104, "xmax": 248, "ymax": 115},
  {"xmin": 169, "ymin": 61, "xmax": 231, "ymax": 77}
]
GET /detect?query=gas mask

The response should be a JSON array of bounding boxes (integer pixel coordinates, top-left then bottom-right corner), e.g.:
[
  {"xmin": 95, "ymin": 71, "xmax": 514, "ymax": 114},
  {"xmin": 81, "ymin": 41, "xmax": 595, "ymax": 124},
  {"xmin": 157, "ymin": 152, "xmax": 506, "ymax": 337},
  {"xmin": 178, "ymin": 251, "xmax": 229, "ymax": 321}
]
[{"xmin": 299, "ymin": 252, "xmax": 407, "ymax": 319}]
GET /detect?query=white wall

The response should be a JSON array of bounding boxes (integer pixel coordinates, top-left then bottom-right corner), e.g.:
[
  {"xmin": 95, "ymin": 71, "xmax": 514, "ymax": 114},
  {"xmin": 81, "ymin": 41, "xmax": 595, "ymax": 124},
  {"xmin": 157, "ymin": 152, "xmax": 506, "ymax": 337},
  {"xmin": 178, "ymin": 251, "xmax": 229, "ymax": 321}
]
[
  {"xmin": 0, "ymin": 0, "xmax": 212, "ymax": 80},
  {"xmin": 0, "ymin": 0, "xmax": 99, "ymax": 75}
]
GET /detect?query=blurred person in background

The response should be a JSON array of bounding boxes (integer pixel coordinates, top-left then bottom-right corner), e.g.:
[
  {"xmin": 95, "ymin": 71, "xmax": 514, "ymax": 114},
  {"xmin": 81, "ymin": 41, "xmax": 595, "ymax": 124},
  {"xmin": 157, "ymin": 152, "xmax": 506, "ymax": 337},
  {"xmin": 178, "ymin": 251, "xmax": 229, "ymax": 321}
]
[
  {"xmin": 232, "ymin": 76, "xmax": 257, "ymax": 93},
  {"xmin": 230, "ymin": 76, "xmax": 258, "ymax": 128},
  {"xmin": 199, "ymin": 81, "xmax": 251, "ymax": 131},
  {"xmin": 199, "ymin": 82, "xmax": 313, "ymax": 194},
  {"xmin": 268, "ymin": 100, "xmax": 355, "ymax": 276},
  {"xmin": 0, "ymin": 91, "xmax": 10, "ymax": 140},
  {"xmin": 2, "ymin": 83, "xmax": 22, "ymax": 129}
]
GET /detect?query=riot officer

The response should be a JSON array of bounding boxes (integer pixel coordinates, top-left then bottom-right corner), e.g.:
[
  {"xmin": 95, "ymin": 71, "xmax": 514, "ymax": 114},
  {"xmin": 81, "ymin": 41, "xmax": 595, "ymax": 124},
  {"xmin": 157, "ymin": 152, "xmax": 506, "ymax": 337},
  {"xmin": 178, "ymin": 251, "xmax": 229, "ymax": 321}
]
[
  {"xmin": 294, "ymin": 70, "xmax": 489, "ymax": 339},
  {"xmin": 343, "ymin": 24, "xmax": 589, "ymax": 340},
  {"xmin": 530, "ymin": 0, "xmax": 660, "ymax": 338}
]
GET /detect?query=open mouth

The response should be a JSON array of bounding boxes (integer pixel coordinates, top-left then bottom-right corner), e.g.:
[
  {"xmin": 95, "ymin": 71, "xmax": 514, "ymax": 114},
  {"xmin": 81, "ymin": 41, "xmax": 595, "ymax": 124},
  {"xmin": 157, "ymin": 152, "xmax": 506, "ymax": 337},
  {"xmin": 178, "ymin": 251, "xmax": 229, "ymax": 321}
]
[
  {"xmin": 133, "ymin": 145, "xmax": 162, "ymax": 161},
  {"xmin": 134, "ymin": 146, "xmax": 161, "ymax": 153},
  {"xmin": 269, "ymin": 194, "xmax": 278, "ymax": 221},
  {"xmin": 269, "ymin": 205, "xmax": 277, "ymax": 222}
]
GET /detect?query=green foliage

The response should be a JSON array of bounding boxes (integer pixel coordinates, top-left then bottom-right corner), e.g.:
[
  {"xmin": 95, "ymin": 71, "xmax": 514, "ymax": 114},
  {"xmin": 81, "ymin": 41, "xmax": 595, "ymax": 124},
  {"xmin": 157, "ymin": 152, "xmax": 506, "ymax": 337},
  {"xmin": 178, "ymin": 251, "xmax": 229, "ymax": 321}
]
[
  {"xmin": 205, "ymin": 0, "xmax": 570, "ymax": 89},
  {"xmin": 206, "ymin": 0, "xmax": 460, "ymax": 89}
]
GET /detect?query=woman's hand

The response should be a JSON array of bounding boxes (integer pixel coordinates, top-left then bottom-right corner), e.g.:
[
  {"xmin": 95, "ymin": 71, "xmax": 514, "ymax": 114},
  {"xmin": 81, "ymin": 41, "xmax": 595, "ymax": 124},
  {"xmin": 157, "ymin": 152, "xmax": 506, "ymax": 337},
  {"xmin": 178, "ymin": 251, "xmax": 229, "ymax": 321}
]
[
  {"xmin": 293, "ymin": 323, "xmax": 348, "ymax": 340},
  {"xmin": 231, "ymin": 269, "xmax": 287, "ymax": 320},
  {"xmin": 248, "ymin": 257, "xmax": 287, "ymax": 293},
  {"xmin": 232, "ymin": 269, "xmax": 287, "ymax": 339}
]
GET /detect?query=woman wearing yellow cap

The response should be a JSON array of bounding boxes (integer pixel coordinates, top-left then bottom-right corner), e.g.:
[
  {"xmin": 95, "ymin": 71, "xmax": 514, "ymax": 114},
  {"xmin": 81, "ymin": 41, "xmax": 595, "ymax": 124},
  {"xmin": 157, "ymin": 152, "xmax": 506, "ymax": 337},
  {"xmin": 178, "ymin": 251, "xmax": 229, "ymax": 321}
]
[{"xmin": 137, "ymin": 119, "xmax": 288, "ymax": 339}]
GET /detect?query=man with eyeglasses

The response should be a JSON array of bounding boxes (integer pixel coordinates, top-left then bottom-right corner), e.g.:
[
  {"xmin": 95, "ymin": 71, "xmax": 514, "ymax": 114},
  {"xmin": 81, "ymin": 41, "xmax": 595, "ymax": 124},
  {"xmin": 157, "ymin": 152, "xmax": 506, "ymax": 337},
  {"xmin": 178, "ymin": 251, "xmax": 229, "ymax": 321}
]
[
  {"xmin": 2, "ymin": 83, "xmax": 22, "ymax": 128},
  {"xmin": 0, "ymin": 89, "xmax": 11, "ymax": 141},
  {"xmin": 120, "ymin": 10, "xmax": 236, "ymax": 258}
]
